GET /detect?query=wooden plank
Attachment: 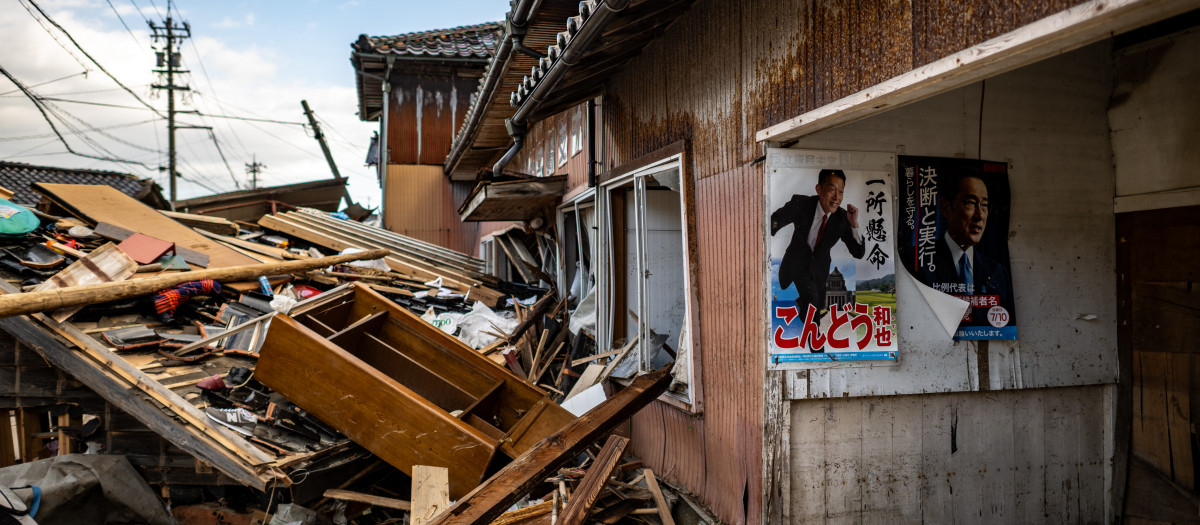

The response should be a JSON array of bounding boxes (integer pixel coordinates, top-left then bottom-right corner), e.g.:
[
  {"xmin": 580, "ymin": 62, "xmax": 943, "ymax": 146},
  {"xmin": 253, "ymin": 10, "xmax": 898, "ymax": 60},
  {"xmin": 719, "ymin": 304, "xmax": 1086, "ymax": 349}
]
[
  {"xmin": 194, "ymin": 228, "xmax": 299, "ymax": 260},
  {"xmin": 429, "ymin": 367, "xmax": 672, "ymax": 524},
  {"xmin": 1125, "ymin": 455, "xmax": 1200, "ymax": 523},
  {"xmin": 495, "ymin": 235, "xmax": 537, "ymax": 284},
  {"xmin": 558, "ymin": 434, "xmax": 629, "ymax": 525},
  {"xmin": 565, "ymin": 364, "xmax": 605, "ymax": 401},
  {"xmin": 642, "ymin": 468, "xmax": 676, "ymax": 525},
  {"xmin": 412, "ymin": 465, "xmax": 450, "ymax": 525},
  {"xmin": 1135, "ymin": 352, "xmax": 1173, "ymax": 476},
  {"xmin": 323, "ymin": 489, "xmax": 411, "ymax": 511},
  {"xmin": 756, "ymin": 0, "xmax": 1199, "ymax": 143},
  {"xmin": 1167, "ymin": 352, "xmax": 1194, "ymax": 490},
  {"xmin": 160, "ymin": 210, "xmax": 240, "ymax": 236},
  {"xmin": 33, "ymin": 183, "xmax": 256, "ymax": 268}
]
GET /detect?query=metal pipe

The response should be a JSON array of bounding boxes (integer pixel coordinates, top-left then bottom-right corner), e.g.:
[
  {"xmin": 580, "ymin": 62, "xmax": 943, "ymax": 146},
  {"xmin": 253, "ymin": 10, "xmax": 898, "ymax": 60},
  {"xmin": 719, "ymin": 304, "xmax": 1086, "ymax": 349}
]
[
  {"xmin": 379, "ymin": 55, "xmax": 394, "ymax": 227},
  {"xmin": 586, "ymin": 98, "xmax": 597, "ymax": 187},
  {"xmin": 444, "ymin": 0, "xmax": 538, "ymax": 175},
  {"xmin": 492, "ymin": 129, "xmax": 524, "ymax": 175},
  {"xmin": 510, "ymin": 0, "xmax": 630, "ymax": 126}
]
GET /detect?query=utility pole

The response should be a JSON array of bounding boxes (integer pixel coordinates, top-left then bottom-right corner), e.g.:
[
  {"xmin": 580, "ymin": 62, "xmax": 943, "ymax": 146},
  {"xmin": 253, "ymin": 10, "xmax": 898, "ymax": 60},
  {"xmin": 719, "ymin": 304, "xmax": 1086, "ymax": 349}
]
[
  {"xmin": 301, "ymin": 100, "xmax": 355, "ymax": 209},
  {"xmin": 150, "ymin": 15, "xmax": 191, "ymax": 210},
  {"xmin": 245, "ymin": 156, "xmax": 265, "ymax": 190},
  {"xmin": 301, "ymin": 100, "xmax": 341, "ymax": 180}
]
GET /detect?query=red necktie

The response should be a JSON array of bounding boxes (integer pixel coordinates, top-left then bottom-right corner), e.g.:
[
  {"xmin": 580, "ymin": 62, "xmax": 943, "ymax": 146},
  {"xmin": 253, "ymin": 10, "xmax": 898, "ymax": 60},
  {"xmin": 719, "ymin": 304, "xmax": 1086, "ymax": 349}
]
[{"xmin": 814, "ymin": 214, "xmax": 828, "ymax": 248}]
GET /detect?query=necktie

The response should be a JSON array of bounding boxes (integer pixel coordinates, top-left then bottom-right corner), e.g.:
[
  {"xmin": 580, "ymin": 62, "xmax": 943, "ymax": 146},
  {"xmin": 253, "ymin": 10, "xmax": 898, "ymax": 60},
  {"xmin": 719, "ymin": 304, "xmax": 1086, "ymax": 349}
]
[
  {"xmin": 959, "ymin": 252, "xmax": 973, "ymax": 292},
  {"xmin": 814, "ymin": 214, "xmax": 828, "ymax": 248}
]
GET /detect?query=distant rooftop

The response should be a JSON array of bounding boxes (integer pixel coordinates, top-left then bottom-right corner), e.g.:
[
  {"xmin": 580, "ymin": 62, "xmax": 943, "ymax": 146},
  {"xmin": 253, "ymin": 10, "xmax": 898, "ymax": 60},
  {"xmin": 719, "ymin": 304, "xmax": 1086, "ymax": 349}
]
[
  {"xmin": 0, "ymin": 161, "xmax": 164, "ymax": 208},
  {"xmin": 353, "ymin": 22, "xmax": 502, "ymax": 59}
]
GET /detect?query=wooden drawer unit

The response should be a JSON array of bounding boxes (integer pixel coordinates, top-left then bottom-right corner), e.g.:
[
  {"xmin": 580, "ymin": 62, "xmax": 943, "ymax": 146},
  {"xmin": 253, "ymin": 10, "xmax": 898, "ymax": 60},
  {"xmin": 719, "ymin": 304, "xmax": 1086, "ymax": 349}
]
[{"xmin": 256, "ymin": 284, "xmax": 573, "ymax": 498}]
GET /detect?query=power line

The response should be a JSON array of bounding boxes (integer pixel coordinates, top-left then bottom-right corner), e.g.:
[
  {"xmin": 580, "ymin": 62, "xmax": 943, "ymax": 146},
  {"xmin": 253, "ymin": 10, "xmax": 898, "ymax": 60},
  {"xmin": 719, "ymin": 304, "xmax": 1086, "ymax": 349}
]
[
  {"xmin": 22, "ymin": 0, "xmax": 166, "ymax": 119},
  {"xmin": 35, "ymin": 96, "xmax": 154, "ymax": 111},
  {"xmin": 195, "ymin": 111, "xmax": 305, "ymax": 126},
  {"xmin": 0, "ymin": 64, "xmax": 155, "ymax": 169},
  {"xmin": 16, "ymin": 0, "xmax": 90, "ymax": 71},
  {"xmin": 0, "ymin": 72, "xmax": 88, "ymax": 97},
  {"xmin": 105, "ymin": 0, "xmax": 147, "ymax": 54},
  {"xmin": 206, "ymin": 129, "xmax": 240, "ymax": 190},
  {"xmin": 0, "ymin": 119, "xmax": 158, "ymax": 142}
]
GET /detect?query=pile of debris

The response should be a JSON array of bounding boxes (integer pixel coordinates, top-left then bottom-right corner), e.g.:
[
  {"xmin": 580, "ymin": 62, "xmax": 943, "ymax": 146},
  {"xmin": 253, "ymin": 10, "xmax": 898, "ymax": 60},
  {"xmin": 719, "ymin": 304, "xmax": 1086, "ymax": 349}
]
[{"xmin": 0, "ymin": 183, "xmax": 713, "ymax": 524}]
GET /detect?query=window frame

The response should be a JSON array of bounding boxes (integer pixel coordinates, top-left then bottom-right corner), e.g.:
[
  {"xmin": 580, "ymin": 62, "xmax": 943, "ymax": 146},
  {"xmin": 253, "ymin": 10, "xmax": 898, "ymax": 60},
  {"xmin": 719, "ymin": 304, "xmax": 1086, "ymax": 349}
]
[{"xmin": 596, "ymin": 151, "xmax": 701, "ymax": 412}]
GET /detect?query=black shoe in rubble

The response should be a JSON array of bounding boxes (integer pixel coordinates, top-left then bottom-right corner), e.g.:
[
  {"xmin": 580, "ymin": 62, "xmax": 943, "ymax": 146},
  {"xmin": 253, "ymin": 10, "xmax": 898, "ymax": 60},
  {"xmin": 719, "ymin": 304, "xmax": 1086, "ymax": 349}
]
[{"xmin": 205, "ymin": 407, "xmax": 258, "ymax": 436}]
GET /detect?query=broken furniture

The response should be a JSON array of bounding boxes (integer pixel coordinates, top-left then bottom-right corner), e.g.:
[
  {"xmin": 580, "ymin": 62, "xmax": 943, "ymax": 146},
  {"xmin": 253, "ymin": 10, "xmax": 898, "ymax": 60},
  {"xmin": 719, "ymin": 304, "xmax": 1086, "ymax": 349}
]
[{"xmin": 255, "ymin": 283, "xmax": 575, "ymax": 498}]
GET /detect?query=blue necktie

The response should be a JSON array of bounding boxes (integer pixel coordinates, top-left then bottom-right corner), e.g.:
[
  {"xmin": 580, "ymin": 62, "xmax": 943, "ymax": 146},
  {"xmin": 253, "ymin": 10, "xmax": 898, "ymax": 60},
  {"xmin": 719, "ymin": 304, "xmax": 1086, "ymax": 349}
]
[{"xmin": 959, "ymin": 252, "xmax": 973, "ymax": 293}]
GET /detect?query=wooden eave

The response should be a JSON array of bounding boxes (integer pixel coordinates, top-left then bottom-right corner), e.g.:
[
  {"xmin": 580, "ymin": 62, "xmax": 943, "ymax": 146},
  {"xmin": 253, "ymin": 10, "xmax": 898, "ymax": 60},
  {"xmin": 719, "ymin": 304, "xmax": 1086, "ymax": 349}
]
[
  {"xmin": 521, "ymin": 0, "xmax": 697, "ymax": 122},
  {"xmin": 353, "ymin": 52, "xmax": 490, "ymax": 123},
  {"xmin": 444, "ymin": 1, "xmax": 581, "ymax": 181},
  {"xmin": 458, "ymin": 175, "xmax": 567, "ymax": 222}
]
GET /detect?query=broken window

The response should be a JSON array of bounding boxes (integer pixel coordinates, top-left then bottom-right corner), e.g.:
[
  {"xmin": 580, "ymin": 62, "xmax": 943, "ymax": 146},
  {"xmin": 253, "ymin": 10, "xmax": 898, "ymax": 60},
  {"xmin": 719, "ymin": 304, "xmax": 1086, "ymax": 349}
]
[{"xmin": 597, "ymin": 156, "xmax": 694, "ymax": 403}]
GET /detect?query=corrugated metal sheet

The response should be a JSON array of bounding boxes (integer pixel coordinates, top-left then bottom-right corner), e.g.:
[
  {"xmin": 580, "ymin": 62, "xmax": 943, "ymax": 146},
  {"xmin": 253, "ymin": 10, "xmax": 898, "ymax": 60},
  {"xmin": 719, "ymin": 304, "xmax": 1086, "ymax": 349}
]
[
  {"xmin": 386, "ymin": 73, "xmax": 479, "ymax": 166},
  {"xmin": 384, "ymin": 164, "xmax": 513, "ymax": 255},
  {"xmin": 625, "ymin": 163, "xmax": 764, "ymax": 525}
]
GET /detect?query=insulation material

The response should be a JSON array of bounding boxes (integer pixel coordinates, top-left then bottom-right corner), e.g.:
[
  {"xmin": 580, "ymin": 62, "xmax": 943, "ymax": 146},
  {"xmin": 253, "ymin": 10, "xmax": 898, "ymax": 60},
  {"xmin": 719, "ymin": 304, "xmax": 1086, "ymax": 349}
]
[
  {"xmin": 447, "ymin": 300, "xmax": 517, "ymax": 350},
  {"xmin": 0, "ymin": 454, "xmax": 174, "ymax": 525}
]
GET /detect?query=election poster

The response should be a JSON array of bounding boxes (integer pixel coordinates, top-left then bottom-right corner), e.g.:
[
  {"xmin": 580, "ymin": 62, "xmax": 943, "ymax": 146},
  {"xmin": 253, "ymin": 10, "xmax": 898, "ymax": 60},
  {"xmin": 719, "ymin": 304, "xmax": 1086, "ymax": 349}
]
[
  {"xmin": 896, "ymin": 156, "xmax": 1017, "ymax": 340},
  {"xmin": 765, "ymin": 149, "xmax": 898, "ymax": 368}
]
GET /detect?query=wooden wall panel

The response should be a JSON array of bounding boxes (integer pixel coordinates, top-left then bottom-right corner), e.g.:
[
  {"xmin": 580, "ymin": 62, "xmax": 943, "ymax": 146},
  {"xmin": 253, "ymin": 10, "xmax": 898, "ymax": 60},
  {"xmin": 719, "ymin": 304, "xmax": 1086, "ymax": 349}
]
[
  {"xmin": 790, "ymin": 386, "xmax": 1111, "ymax": 523},
  {"xmin": 384, "ymin": 165, "xmax": 513, "ymax": 256}
]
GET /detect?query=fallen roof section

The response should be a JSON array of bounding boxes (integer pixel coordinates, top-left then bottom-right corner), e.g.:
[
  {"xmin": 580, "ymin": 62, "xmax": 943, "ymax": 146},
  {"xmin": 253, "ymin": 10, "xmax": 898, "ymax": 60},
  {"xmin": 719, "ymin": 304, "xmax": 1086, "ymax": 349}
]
[
  {"xmin": 33, "ymin": 183, "xmax": 260, "ymax": 270},
  {"xmin": 257, "ymin": 209, "xmax": 506, "ymax": 306},
  {"xmin": 458, "ymin": 175, "xmax": 567, "ymax": 222},
  {"xmin": 173, "ymin": 178, "xmax": 349, "ymax": 224}
]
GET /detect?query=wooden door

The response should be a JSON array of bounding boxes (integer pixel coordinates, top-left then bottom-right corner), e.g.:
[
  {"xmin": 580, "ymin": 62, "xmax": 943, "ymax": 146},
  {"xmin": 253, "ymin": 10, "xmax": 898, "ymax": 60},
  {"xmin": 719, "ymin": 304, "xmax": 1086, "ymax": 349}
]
[{"xmin": 1119, "ymin": 205, "xmax": 1200, "ymax": 524}]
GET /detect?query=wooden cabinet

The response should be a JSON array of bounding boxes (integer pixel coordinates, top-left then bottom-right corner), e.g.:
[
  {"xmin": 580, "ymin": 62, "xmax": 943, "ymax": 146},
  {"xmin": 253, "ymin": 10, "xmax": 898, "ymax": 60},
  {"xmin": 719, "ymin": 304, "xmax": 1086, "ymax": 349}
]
[{"xmin": 256, "ymin": 284, "xmax": 574, "ymax": 498}]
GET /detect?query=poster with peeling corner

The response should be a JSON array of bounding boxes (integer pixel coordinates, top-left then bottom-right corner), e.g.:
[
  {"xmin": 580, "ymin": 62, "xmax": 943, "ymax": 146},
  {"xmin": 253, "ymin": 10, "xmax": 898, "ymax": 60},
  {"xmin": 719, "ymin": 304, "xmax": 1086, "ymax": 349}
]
[
  {"xmin": 897, "ymin": 156, "xmax": 1017, "ymax": 340},
  {"xmin": 765, "ymin": 149, "xmax": 898, "ymax": 368}
]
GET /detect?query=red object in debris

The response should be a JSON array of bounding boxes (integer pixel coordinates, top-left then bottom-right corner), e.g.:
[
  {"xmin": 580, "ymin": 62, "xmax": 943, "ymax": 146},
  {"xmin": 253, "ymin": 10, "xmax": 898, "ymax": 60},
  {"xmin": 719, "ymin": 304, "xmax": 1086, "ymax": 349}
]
[
  {"xmin": 293, "ymin": 285, "xmax": 321, "ymax": 299},
  {"xmin": 195, "ymin": 374, "xmax": 227, "ymax": 390},
  {"xmin": 117, "ymin": 232, "xmax": 176, "ymax": 264}
]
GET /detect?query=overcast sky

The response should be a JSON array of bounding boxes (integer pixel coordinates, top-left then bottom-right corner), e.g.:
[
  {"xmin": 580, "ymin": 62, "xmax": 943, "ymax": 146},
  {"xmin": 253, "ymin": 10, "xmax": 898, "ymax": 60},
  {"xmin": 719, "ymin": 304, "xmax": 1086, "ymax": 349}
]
[{"xmin": 0, "ymin": 0, "xmax": 507, "ymax": 209}]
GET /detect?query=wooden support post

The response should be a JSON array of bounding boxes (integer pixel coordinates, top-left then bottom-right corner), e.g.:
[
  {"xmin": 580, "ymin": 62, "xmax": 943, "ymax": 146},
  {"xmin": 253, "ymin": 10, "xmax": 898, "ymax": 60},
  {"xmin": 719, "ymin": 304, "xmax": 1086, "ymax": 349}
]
[
  {"xmin": 412, "ymin": 465, "xmax": 449, "ymax": 525},
  {"xmin": 18, "ymin": 409, "xmax": 41, "ymax": 462},
  {"xmin": 0, "ymin": 410, "xmax": 14, "ymax": 466}
]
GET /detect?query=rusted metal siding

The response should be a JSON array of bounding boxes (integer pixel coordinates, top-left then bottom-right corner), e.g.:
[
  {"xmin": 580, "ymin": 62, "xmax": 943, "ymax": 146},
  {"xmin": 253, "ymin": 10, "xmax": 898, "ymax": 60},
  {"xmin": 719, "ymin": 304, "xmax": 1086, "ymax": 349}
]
[
  {"xmin": 581, "ymin": 0, "xmax": 1096, "ymax": 523},
  {"xmin": 386, "ymin": 73, "xmax": 479, "ymax": 166},
  {"xmin": 383, "ymin": 164, "xmax": 512, "ymax": 255}
]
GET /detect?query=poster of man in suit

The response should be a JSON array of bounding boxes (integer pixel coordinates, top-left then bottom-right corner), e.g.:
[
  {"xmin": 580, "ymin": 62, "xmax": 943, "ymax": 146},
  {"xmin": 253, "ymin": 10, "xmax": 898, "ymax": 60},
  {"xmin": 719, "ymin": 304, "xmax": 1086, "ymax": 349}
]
[
  {"xmin": 897, "ymin": 156, "xmax": 1017, "ymax": 340},
  {"xmin": 766, "ymin": 149, "xmax": 898, "ymax": 367}
]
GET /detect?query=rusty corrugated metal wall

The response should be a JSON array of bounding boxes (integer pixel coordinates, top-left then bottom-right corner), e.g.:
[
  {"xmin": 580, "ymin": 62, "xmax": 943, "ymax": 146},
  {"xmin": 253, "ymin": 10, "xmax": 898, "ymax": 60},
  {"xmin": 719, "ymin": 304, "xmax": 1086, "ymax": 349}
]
[
  {"xmin": 589, "ymin": 0, "xmax": 1089, "ymax": 523},
  {"xmin": 386, "ymin": 73, "xmax": 480, "ymax": 166},
  {"xmin": 383, "ymin": 164, "xmax": 512, "ymax": 256}
]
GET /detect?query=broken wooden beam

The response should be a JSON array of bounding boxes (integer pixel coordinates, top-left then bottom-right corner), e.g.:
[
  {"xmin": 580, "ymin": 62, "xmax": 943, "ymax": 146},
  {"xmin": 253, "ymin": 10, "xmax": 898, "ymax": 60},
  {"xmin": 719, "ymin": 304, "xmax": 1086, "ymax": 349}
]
[
  {"xmin": 558, "ymin": 435, "xmax": 630, "ymax": 525},
  {"xmin": 0, "ymin": 249, "xmax": 389, "ymax": 319},
  {"xmin": 428, "ymin": 367, "xmax": 672, "ymax": 524},
  {"xmin": 322, "ymin": 489, "xmax": 411, "ymax": 511}
]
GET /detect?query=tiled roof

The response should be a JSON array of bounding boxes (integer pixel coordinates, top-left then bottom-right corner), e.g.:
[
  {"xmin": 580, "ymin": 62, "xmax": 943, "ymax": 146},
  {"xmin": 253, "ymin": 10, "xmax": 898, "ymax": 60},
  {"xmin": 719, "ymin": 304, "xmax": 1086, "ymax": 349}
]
[
  {"xmin": 0, "ymin": 161, "xmax": 154, "ymax": 206},
  {"xmin": 354, "ymin": 22, "xmax": 503, "ymax": 59}
]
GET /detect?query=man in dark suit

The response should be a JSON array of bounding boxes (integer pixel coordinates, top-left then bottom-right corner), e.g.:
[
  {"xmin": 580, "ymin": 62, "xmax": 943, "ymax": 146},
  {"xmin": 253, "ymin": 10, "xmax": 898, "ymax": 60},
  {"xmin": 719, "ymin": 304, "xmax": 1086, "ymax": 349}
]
[
  {"xmin": 927, "ymin": 173, "xmax": 1015, "ymax": 325},
  {"xmin": 771, "ymin": 169, "xmax": 865, "ymax": 321}
]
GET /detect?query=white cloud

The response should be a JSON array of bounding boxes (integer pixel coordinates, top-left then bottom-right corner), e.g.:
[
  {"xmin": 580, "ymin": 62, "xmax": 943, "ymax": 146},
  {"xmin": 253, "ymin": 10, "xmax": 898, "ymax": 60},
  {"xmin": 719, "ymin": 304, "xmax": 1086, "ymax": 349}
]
[{"xmin": 0, "ymin": 2, "xmax": 380, "ymax": 207}]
